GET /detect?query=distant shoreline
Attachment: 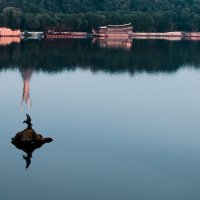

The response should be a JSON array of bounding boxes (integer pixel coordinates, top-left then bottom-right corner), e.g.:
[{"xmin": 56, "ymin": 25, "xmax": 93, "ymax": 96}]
[
  {"xmin": 2, "ymin": 30, "xmax": 200, "ymax": 41},
  {"xmin": 23, "ymin": 31, "xmax": 200, "ymax": 41}
]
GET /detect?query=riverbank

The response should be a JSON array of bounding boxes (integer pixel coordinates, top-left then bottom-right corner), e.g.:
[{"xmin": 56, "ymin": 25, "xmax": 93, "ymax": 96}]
[
  {"xmin": 22, "ymin": 31, "xmax": 200, "ymax": 40},
  {"xmin": 131, "ymin": 32, "xmax": 200, "ymax": 40},
  {"xmin": 2, "ymin": 29, "xmax": 200, "ymax": 41}
]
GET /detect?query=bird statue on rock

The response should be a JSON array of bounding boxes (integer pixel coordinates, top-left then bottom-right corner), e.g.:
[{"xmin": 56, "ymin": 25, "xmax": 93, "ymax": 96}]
[{"xmin": 11, "ymin": 114, "xmax": 53, "ymax": 169}]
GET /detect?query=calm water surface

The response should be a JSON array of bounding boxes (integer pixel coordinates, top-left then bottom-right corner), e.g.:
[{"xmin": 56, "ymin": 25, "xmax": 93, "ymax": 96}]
[{"xmin": 1, "ymin": 39, "xmax": 200, "ymax": 200}]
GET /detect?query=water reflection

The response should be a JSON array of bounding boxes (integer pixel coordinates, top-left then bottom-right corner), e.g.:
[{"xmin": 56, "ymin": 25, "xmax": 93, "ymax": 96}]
[
  {"xmin": 0, "ymin": 37, "xmax": 20, "ymax": 46},
  {"xmin": 92, "ymin": 38, "xmax": 132, "ymax": 50},
  {"xmin": 12, "ymin": 139, "xmax": 53, "ymax": 169},
  {"xmin": 2, "ymin": 38, "xmax": 200, "ymax": 200},
  {"xmin": 0, "ymin": 39, "xmax": 200, "ymax": 75},
  {"xmin": 20, "ymin": 68, "xmax": 32, "ymax": 108},
  {"xmin": 11, "ymin": 115, "xmax": 53, "ymax": 169}
]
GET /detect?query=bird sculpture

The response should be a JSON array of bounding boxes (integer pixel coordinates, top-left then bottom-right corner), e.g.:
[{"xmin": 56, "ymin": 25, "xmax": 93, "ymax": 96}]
[{"xmin": 23, "ymin": 114, "xmax": 32, "ymax": 130}]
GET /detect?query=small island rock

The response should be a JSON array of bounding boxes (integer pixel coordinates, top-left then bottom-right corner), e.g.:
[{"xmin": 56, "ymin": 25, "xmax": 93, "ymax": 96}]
[{"xmin": 12, "ymin": 128, "xmax": 52, "ymax": 143}]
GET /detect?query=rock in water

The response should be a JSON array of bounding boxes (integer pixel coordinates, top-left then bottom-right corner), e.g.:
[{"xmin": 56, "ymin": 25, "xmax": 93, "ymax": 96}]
[{"xmin": 12, "ymin": 128, "xmax": 53, "ymax": 143}]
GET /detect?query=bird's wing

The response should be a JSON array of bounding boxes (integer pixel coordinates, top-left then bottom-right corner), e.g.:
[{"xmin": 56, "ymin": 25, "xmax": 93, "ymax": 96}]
[{"xmin": 26, "ymin": 114, "xmax": 31, "ymax": 122}]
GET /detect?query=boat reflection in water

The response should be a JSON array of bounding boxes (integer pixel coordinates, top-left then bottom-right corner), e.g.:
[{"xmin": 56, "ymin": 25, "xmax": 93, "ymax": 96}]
[
  {"xmin": 92, "ymin": 38, "xmax": 132, "ymax": 50},
  {"xmin": 20, "ymin": 68, "xmax": 32, "ymax": 108},
  {"xmin": 0, "ymin": 37, "xmax": 20, "ymax": 46},
  {"xmin": 11, "ymin": 115, "xmax": 53, "ymax": 169}
]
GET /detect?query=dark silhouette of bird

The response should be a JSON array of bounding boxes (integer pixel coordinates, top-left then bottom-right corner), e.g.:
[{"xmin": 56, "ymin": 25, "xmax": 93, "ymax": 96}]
[
  {"xmin": 23, "ymin": 153, "xmax": 32, "ymax": 169},
  {"xmin": 23, "ymin": 114, "xmax": 33, "ymax": 129}
]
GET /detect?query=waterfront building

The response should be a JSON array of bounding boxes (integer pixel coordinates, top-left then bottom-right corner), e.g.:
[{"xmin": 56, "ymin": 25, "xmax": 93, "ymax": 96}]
[
  {"xmin": 92, "ymin": 23, "xmax": 133, "ymax": 38},
  {"xmin": 0, "ymin": 27, "xmax": 21, "ymax": 37}
]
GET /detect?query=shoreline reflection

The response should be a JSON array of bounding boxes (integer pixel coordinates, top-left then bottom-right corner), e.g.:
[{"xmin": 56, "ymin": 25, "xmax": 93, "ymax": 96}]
[{"xmin": 0, "ymin": 39, "xmax": 200, "ymax": 75}]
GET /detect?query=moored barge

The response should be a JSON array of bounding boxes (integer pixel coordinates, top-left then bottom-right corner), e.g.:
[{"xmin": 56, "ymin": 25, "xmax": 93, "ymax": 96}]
[
  {"xmin": 92, "ymin": 23, "xmax": 133, "ymax": 38},
  {"xmin": 44, "ymin": 30, "xmax": 87, "ymax": 39}
]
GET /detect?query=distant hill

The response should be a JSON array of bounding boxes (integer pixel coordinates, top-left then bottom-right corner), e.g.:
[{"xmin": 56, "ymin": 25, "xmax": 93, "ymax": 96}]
[{"xmin": 0, "ymin": 0, "xmax": 200, "ymax": 31}]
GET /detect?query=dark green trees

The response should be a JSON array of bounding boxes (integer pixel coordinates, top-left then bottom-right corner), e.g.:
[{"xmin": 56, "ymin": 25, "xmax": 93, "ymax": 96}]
[{"xmin": 0, "ymin": 0, "xmax": 200, "ymax": 32}]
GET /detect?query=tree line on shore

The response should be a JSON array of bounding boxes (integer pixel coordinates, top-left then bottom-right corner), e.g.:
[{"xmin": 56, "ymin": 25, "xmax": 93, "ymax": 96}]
[{"xmin": 0, "ymin": 0, "xmax": 200, "ymax": 32}]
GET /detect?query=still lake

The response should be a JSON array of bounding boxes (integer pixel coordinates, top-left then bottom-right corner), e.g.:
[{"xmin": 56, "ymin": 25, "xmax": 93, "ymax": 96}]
[{"xmin": 1, "ymin": 38, "xmax": 200, "ymax": 200}]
